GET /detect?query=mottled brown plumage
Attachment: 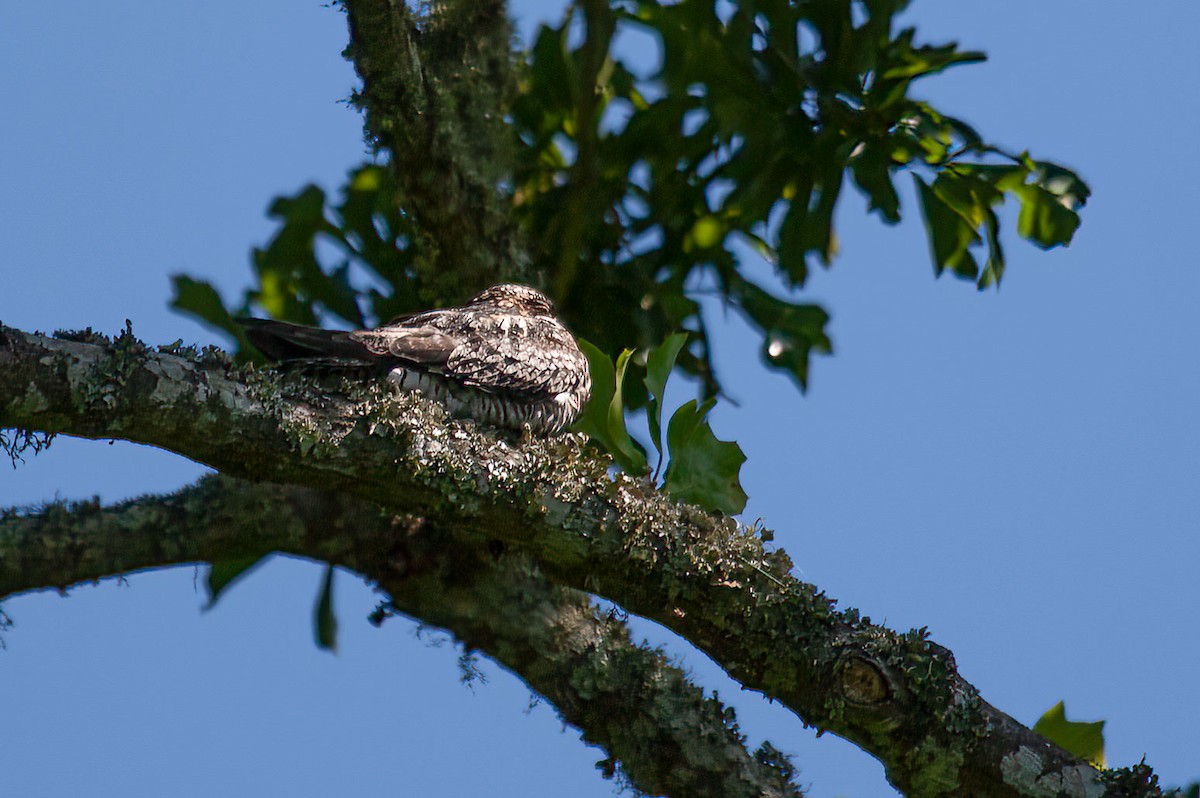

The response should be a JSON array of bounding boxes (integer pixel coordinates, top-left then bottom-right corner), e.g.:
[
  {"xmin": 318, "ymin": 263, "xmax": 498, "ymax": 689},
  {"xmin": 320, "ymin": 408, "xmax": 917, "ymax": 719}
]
[{"xmin": 239, "ymin": 284, "xmax": 591, "ymax": 434}]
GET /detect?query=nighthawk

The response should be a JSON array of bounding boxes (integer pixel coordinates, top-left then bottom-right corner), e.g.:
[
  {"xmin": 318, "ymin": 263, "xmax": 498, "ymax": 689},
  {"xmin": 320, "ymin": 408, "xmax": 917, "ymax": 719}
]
[{"xmin": 240, "ymin": 284, "xmax": 592, "ymax": 435}]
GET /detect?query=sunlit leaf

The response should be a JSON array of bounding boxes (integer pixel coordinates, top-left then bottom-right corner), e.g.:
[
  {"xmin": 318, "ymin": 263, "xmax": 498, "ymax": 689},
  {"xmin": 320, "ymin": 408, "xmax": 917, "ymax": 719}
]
[
  {"xmin": 1015, "ymin": 184, "xmax": 1081, "ymax": 249},
  {"xmin": 573, "ymin": 338, "xmax": 616, "ymax": 441},
  {"xmin": 730, "ymin": 278, "xmax": 831, "ymax": 390},
  {"xmin": 644, "ymin": 332, "xmax": 688, "ymax": 465},
  {"xmin": 978, "ymin": 205, "xmax": 1006, "ymax": 289},
  {"xmin": 880, "ymin": 33, "xmax": 986, "ymax": 81},
  {"xmin": 172, "ymin": 0, "xmax": 1092, "ymax": 413},
  {"xmin": 610, "ymin": 349, "xmax": 650, "ymax": 475},
  {"xmin": 914, "ymin": 174, "xmax": 981, "ymax": 279},
  {"xmin": 1033, "ymin": 702, "xmax": 1105, "ymax": 767},
  {"xmin": 1031, "ymin": 161, "xmax": 1091, "ymax": 209},
  {"xmin": 663, "ymin": 398, "xmax": 747, "ymax": 515},
  {"xmin": 574, "ymin": 339, "xmax": 648, "ymax": 474}
]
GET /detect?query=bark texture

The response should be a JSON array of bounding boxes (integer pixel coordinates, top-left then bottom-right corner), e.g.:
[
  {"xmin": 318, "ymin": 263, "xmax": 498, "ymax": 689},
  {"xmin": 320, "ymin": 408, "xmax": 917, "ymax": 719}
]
[
  {"xmin": 339, "ymin": 0, "xmax": 528, "ymax": 300},
  {"xmin": 0, "ymin": 475, "xmax": 801, "ymax": 798},
  {"xmin": 0, "ymin": 322, "xmax": 1162, "ymax": 798}
]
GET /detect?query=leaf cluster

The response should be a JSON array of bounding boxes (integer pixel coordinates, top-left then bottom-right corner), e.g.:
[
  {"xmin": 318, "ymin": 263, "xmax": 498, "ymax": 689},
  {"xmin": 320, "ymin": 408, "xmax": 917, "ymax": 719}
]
[
  {"xmin": 172, "ymin": 0, "xmax": 1088, "ymax": 407},
  {"xmin": 511, "ymin": 0, "xmax": 1089, "ymax": 398},
  {"xmin": 171, "ymin": 166, "xmax": 425, "ymax": 361},
  {"xmin": 575, "ymin": 333, "xmax": 747, "ymax": 515}
]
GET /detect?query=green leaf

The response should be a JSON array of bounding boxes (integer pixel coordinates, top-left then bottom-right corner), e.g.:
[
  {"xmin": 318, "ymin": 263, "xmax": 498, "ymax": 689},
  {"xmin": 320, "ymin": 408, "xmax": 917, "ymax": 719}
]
[
  {"xmin": 1032, "ymin": 161, "xmax": 1091, "ymax": 209},
  {"xmin": 913, "ymin": 174, "xmax": 981, "ymax": 279},
  {"xmin": 573, "ymin": 338, "xmax": 616, "ymax": 438},
  {"xmin": 530, "ymin": 23, "xmax": 578, "ymax": 115},
  {"xmin": 931, "ymin": 172, "xmax": 1009, "ymax": 287},
  {"xmin": 932, "ymin": 172, "xmax": 1001, "ymax": 227},
  {"xmin": 956, "ymin": 162, "xmax": 1029, "ymax": 192},
  {"xmin": 643, "ymin": 332, "xmax": 688, "ymax": 465},
  {"xmin": 978, "ymin": 205, "xmax": 1006, "ymax": 289},
  {"xmin": 881, "ymin": 40, "xmax": 986, "ymax": 81},
  {"xmin": 314, "ymin": 564, "xmax": 338, "ymax": 653},
  {"xmin": 250, "ymin": 181, "xmax": 374, "ymax": 328},
  {"xmin": 730, "ymin": 277, "xmax": 831, "ymax": 391},
  {"xmin": 249, "ymin": 185, "xmax": 327, "ymax": 325},
  {"xmin": 204, "ymin": 554, "xmax": 270, "ymax": 609},
  {"xmin": 1015, "ymin": 184, "xmax": 1081, "ymax": 249},
  {"xmin": 573, "ymin": 339, "xmax": 648, "ymax": 474},
  {"xmin": 850, "ymin": 143, "xmax": 902, "ymax": 224},
  {"xmin": 776, "ymin": 179, "xmax": 814, "ymax": 286},
  {"xmin": 1032, "ymin": 701, "xmax": 1105, "ymax": 766},
  {"xmin": 663, "ymin": 398, "xmax": 748, "ymax": 515},
  {"xmin": 723, "ymin": 154, "xmax": 795, "ymax": 236},
  {"xmin": 794, "ymin": 158, "xmax": 847, "ymax": 269},
  {"xmin": 610, "ymin": 350, "xmax": 650, "ymax": 474}
]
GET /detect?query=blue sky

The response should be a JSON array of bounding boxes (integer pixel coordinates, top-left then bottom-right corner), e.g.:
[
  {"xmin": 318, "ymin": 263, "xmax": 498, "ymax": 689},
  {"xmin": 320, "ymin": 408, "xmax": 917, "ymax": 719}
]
[{"xmin": 2, "ymin": 2, "xmax": 1197, "ymax": 796}]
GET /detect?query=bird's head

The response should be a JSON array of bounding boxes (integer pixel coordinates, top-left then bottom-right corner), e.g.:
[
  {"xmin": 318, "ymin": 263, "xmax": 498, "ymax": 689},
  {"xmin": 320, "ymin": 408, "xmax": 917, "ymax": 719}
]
[{"xmin": 467, "ymin": 284, "xmax": 556, "ymax": 316}]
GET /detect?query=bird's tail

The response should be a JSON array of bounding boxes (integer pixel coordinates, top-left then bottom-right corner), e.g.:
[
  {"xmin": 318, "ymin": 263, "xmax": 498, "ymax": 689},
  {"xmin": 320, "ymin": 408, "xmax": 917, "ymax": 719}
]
[{"xmin": 238, "ymin": 318, "xmax": 372, "ymax": 363}]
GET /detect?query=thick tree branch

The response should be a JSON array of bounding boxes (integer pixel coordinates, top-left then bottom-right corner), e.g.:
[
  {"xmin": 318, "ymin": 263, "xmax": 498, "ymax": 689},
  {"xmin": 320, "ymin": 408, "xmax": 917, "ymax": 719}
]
[
  {"xmin": 0, "ymin": 322, "xmax": 1160, "ymax": 798},
  {"xmin": 339, "ymin": 0, "xmax": 527, "ymax": 298},
  {"xmin": 0, "ymin": 475, "xmax": 802, "ymax": 798}
]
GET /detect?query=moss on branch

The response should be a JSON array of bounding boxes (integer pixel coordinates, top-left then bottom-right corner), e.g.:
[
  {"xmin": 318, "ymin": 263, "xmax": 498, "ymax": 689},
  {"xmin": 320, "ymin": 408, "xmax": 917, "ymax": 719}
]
[
  {"xmin": 338, "ymin": 0, "xmax": 526, "ymax": 300},
  {"xmin": 0, "ymin": 321, "xmax": 1154, "ymax": 798},
  {"xmin": 0, "ymin": 475, "xmax": 803, "ymax": 798}
]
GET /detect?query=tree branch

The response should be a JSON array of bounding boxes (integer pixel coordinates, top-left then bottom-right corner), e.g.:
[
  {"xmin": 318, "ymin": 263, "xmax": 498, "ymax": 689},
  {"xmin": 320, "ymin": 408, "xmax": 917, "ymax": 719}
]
[
  {"xmin": 0, "ymin": 322, "xmax": 1160, "ymax": 798},
  {"xmin": 549, "ymin": 0, "xmax": 615, "ymax": 301},
  {"xmin": 0, "ymin": 475, "xmax": 803, "ymax": 798},
  {"xmin": 339, "ymin": 0, "xmax": 528, "ymax": 298}
]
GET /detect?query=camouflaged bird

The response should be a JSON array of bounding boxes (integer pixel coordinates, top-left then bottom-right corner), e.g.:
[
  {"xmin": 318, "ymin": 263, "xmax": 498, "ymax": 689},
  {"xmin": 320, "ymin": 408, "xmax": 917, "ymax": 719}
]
[{"xmin": 240, "ymin": 284, "xmax": 592, "ymax": 435}]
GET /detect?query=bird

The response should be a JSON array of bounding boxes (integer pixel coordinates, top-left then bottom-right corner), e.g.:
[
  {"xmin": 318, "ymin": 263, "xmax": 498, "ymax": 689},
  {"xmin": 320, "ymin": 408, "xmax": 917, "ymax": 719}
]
[{"xmin": 238, "ymin": 283, "xmax": 592, "ymax": 435}]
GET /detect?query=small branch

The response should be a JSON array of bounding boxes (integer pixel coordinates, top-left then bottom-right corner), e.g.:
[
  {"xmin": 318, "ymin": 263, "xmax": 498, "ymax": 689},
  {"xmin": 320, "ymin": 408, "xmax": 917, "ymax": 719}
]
[
  {"xmin": 550, "ymin": 0, "xmax": 616, "ymax": 301},
  {"xmin": 0, "ymin": 476, "xmax": 803, "ymax": 798},
  {"xmin": 0, "ymin": 321, "xmax": 1159, "ymax": 798}
]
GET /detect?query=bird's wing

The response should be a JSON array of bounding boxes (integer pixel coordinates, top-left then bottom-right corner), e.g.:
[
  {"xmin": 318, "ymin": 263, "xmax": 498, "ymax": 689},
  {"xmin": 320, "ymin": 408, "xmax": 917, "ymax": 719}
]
[
  {"xmin": 240, "ymin": 317, "xmax": 459, "ymax": 368},
  {"xmin": 348, "ymin": 325, "xmax": 461, "ymax": 367},
  {"xmin": 440, "ymin": 314, "xmax": 587, "ymax": 397}
]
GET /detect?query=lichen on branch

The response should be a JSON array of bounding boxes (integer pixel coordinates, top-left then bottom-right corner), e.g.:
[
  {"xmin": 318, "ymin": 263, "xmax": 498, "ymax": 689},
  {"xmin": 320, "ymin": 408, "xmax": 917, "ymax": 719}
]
[
  {"xmin": 0, "ymin": 474, "xmax": 803, "ymax": 798},
  {"xmin": 0, "ymin": 320, "xmax": 1145, "ymax": 797},
  {"xmin": 338, "ymin": 0, "xmax": 526, "ymax": 300}
]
